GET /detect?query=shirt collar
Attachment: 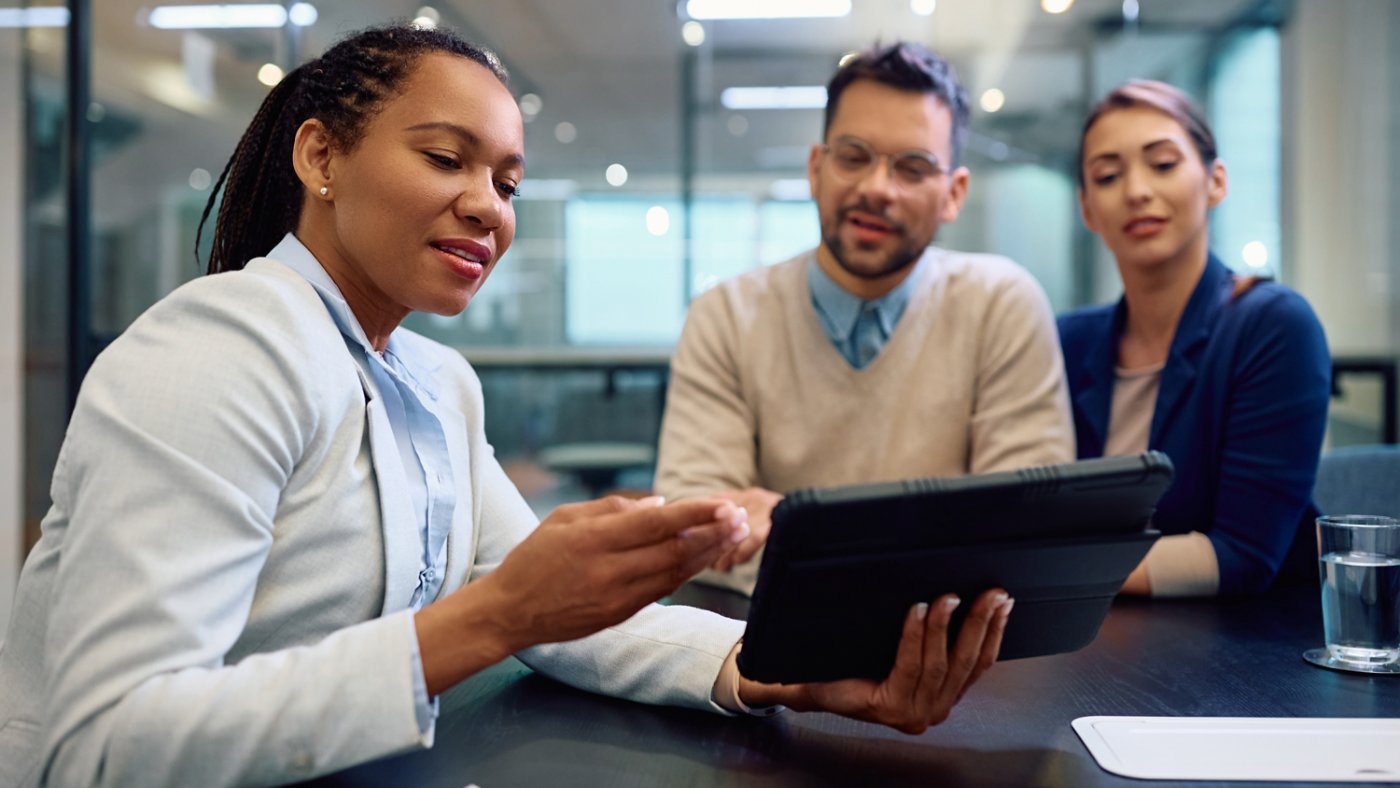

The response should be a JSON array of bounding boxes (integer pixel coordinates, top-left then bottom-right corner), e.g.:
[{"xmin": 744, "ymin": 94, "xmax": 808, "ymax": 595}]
[
  {"xmin": 265, "ymin": 233, "xmax": 414, "ymax": 365},
  {"xmin": 807, "ymin": 249, "xmax": 924, "ymax": 339}
]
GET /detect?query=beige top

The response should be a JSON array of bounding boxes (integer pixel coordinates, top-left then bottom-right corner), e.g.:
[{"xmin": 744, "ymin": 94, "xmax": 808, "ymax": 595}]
[
  {"xmin": 655, "ymin": 247, "xmax": 1075, "ymax": 594},
  {"xmin": 1106, "ymin": 364, "xmax": 1220, "ymax": 597}
]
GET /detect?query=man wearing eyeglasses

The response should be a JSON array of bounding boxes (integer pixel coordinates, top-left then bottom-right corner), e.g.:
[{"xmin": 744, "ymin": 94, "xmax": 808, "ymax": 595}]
[{"xmin": 655, "ymin": 41, "xmax": 1074, "ymax": 595}]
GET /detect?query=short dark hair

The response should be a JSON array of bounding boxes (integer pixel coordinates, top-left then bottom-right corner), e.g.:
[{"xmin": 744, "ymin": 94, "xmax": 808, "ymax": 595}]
[
  {"xmin": 1077, "ymin": 79, "xmax": 1217, "ymax": 189},
  {"xmin": 197, "ymin": 24, "xmax": 508, "ymax": 274},
  {"xmin": 823, "ymin": 41, "xmax": 970, "ymax": 167}
]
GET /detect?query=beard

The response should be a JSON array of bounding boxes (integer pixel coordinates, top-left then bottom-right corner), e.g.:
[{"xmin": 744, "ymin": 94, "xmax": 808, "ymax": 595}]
[{"xmin": 821, "ymin": 201, "xmax": 929, "ymax": 281}]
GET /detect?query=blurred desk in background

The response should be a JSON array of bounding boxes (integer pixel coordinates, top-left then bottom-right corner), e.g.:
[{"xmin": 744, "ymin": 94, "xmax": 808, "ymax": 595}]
[
  {"xmin": 460, "ymin": 346, "xmax": 673, "ymax": 499},
  {"xmin": 459, "ymin": 345, "xmax": 672, "ymax": 398},
  {"xmin": 310, "ymin": 584, "xmax": 1400, "ymax": 788}
]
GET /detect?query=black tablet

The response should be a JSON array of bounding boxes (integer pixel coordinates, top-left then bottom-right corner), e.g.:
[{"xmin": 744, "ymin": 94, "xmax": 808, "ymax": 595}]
[{"xmin": 736, "ymin": 452, "xmax": 1174, "ymax": 684}]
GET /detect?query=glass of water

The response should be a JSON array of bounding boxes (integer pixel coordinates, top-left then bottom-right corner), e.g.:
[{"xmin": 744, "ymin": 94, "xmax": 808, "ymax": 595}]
[{"xmin": 1304, "ymin": 514, "xmax": 1400, "ymax": 674}]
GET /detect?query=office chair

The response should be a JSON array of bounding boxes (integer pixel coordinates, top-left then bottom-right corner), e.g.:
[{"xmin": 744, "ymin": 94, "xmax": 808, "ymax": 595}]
[{"xmin": 1312, "ymin": 444, "xmax": 1400, "ymax": 517}]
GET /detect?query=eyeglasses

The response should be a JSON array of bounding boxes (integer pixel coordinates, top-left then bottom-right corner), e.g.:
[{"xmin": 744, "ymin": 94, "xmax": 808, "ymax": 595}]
[{"xmin": 820, "ymin": 136, "xmax": 947, "ymax": 188}]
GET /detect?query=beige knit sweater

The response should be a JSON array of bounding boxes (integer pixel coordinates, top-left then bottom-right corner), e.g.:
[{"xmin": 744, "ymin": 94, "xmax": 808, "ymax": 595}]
[{"xmin": 655, "ymin": 248, "xmax": 1075, "ymax": 594}]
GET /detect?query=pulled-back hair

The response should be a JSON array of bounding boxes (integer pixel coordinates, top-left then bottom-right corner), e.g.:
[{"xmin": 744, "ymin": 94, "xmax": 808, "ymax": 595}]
[
  {"xmin": 824, "ymin": 41, "xmax": 969, "ymax": 167},
  {"xmin": 1077, "ymin": 79, "xmax": 1216, "ymax": 189},
  {"xmin": 197, "ymin": 24, "xmax": 508, "ymax": 274}
]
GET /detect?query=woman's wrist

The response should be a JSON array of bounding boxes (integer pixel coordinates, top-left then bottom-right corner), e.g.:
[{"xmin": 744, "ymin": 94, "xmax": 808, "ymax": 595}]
[
  {"xmin": 737, "ymin": 675, "xmax": 808, "ymax": 712},
  {"xmin": 414, "ymin": 578, "xmax": 523, "ymax": 696}
]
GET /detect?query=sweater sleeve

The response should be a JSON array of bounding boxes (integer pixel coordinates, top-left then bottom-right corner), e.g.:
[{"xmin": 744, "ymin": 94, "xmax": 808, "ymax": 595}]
[
  {"xmin": 1207, "ymin": 291, "xmax": 1331, "ymax": 595},
  {"xmin": 968, "ymin": 265, "xmax": 1076, "ymax": 474},
  {"xmin": 654, "ymin": 288, "xmax": 761, "ymax": 498}
]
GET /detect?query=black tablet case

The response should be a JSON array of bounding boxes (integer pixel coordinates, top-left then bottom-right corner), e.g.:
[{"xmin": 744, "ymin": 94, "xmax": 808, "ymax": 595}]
[{"xmin": 737, "ymin": 452, "xmax": 1174, "ymax": 684}]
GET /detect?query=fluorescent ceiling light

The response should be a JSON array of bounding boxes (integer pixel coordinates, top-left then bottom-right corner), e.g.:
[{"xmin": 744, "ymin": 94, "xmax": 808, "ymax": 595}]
[
  {"xmin": 148, "ymin": 3, "xmax": 318, "ymax": 30},
  {"xmin": 721, "ymin": 86, "xmax": 826, "ymax": 110},
  {"xmin": 768, "ymin": 179, "xmax": 811, "ymax": 201},
  {"xmin": 0, "ymin": 7, "xmax": 70, "ymax": 27},
  {"xmin": 686, "ymin": 0, "xmax": 850, "ymax": 20}
]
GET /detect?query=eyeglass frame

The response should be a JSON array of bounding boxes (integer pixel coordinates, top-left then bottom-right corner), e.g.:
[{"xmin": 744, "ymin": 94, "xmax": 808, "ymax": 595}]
[{"xmin": 818, "ymin": 135, "xmax": 949, "ymax": 189}]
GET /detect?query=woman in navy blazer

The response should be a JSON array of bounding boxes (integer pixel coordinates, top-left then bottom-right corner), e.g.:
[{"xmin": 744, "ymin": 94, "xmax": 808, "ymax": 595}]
[{"xmin": 1059, "ymin": 80, "xmax": 1330, "ymax": 597}]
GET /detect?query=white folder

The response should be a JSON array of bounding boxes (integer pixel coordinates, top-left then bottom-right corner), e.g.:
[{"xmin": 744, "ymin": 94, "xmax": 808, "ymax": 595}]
[{"xmin": 1073, "ymin": 716, "xmax": 1400, "ymax": 782}]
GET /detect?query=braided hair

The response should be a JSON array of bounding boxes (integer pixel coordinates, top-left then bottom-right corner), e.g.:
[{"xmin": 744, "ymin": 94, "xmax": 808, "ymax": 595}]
[{"xmin": 196, "ymin": 24, "xmax": 508, "ymax": 274}]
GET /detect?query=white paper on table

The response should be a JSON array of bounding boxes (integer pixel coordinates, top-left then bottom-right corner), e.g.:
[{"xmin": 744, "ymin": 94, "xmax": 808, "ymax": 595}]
[{"xmin": 1073, "ymin": 717, "xmax": 1400, "ymax": 782}]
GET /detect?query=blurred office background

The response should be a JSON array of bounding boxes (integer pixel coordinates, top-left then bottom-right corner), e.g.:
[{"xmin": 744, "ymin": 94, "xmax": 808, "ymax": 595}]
[{"xmin": 1, "ymin": 0, "xmax": 1398, "ymax": 631}]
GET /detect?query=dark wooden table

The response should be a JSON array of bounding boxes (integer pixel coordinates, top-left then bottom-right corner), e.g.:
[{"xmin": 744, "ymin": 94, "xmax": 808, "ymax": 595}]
[{"xmin": 312, "ymin": 584, "xmax": 1400, "ymax": 787}]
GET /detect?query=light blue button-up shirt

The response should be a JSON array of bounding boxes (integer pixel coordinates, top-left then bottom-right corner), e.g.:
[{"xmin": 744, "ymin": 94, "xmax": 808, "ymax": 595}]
[
  {"xmin": 270, "ymin": 234, "xmax": 454, "ymax": 731},
  {"xmin": 807, "ymin": 251, "xmax": 925, "ymax": 368}
]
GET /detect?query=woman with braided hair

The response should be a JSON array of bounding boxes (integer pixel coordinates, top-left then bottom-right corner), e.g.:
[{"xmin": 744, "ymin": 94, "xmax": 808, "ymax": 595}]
[{"xmin": 0, "ymin": 24, "xmax": 1010, "ymax": 786}]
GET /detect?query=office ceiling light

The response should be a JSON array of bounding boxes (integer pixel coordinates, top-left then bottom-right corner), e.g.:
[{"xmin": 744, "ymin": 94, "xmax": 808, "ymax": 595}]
[
  {"xmin": 257, "ymin": 63, "xmax": 284, "ymax": 87},
  {"xmin": 980, "ymin": 88, "xmax": 1005, "ymax": 113},
  {"xmin": 0, "ymin": 7, "xmax": 70, "ymax": 27},
  {"xmin": 1040, "ymin": 0, "xmax": 1073, "ymax": 14},
  {"xmin": 681, "ymin": 20, "xmax": 706, "ymax": 46},
  {"xmin": 287, "ymin": 2, "xmax": 316, "ymax": 26},
  {"xmin": 721, "ymin": 86, "xmax": 826, "ymax": 110},
  {"xmin": 605, "ymin": 163, "xmax": 629, "ymax": 187},
  {"xmin": 645, "ymin": 206, "xmax": 671, "ymax": 236},
  {"xmin": 685, "ymin": 0, "xmax": 850, "ymax": 20},
  {"xmin": 148, "ymin": 3, "xmax": 318, "ymax": 30},
  {"xmin": 1242, "ymin": 241, "xmax": 1269, "ymax": 269},
  {"xmin": 911, "ymin": 0, "xmax": 936, "ymax": 16}
]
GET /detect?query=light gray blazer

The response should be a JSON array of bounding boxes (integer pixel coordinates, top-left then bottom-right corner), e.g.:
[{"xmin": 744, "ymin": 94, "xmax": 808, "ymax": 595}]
[{"xmin": 0, "ymin": 257, "xmax": 744, "ymax": 787}]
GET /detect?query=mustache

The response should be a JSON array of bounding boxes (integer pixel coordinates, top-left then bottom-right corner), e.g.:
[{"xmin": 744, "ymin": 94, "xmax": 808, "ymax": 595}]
[{"xmin": 837, "ymin": 200, "xmax": 905, "ymax": 233}]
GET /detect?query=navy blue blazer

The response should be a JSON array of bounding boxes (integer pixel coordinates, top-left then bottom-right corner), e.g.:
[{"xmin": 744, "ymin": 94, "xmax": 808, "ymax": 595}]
[{"xmin": 1058, "ymin": 255, "xmax": 1331, "ymax": 594}]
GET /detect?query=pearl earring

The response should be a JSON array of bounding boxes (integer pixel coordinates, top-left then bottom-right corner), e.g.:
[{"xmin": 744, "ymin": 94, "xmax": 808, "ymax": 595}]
[{"xmin": 319, "ymin": 186, "xmax": 329, "ymax": 197}]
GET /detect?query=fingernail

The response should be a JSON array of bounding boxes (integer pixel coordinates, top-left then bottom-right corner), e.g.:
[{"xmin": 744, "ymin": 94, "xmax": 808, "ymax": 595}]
[
  {"xmin": 991, "ymin": 591, "xmax": 1009, "ymax": 606},
  {"xmin": 915, "ymin": 602, "xmax": 930, "ymax": 620},
  {"xmin": 730, "ymin": 520, "xmax": 751, "ymax": 543},
  {"xmin": 731, "ymin": 506, "xmax": 749, "ymax": 529},
  {"xmin": 944, "ymin": 596, "xmax": 961, "ymax": 612},
  {"xmin": 1000, "ymin": 597, "xmax": 1016, "ymax": 616},
  {"xmin": 638, "ymin": 495, "xmax": 666, "ymax": 507},
  {"xmin": 714, "ymin": 502, "xmax": 737, "ymax": 523}
]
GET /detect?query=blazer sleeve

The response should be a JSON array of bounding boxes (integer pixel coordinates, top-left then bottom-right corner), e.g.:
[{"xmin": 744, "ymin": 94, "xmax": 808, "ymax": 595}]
[
  {"xmin": 1207, "ymin": 291, "xmax": 1331, "ymax": 594},
  {"xmin": 653, "ymin": 288, "xmax": 762, "ymax": 498},
  {"xmin": 968, "ymin": 266, "xmax": 1076, "ymax": 473},
  {"xmin": 38, "ymin": 279, "xmax": 430, "ymax": 787},
  {"xmin": 468, "ymin": 444, "xmax": 746, "ymax": 712}
]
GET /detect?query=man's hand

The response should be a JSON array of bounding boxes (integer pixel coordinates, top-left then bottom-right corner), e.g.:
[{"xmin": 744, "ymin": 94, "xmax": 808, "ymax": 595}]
[
  {"xmin": 737, "ymin": 588, "xmax": 1013, "ymax": 733},
  {"xmin": 710, "ymin": 487, "xmax": 783, "ymax": 571}
]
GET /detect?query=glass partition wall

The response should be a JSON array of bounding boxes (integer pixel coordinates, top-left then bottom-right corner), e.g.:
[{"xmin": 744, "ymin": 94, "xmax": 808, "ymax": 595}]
[{"xmin": 10, "ymin": 0, "xmax": 1398, "ymax": 549}]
